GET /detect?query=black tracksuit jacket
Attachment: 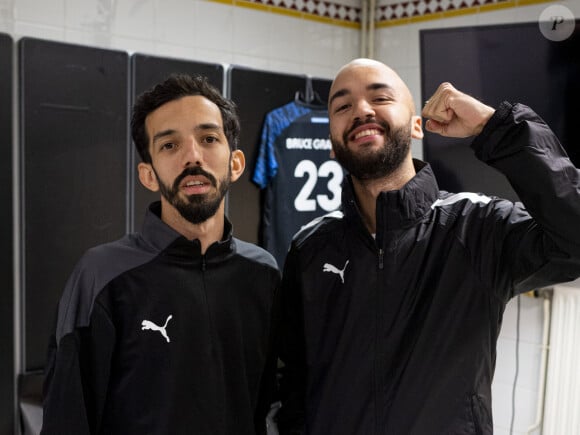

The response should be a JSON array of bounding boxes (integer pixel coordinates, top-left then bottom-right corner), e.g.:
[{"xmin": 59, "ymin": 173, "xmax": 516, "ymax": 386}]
[
  {"xmin": 276, "ymin": 102, "xmax": 580, "ymax": 435},
  {"xmin": 41, "ymin": 203, "xmax": 280, "ymax": 435}
]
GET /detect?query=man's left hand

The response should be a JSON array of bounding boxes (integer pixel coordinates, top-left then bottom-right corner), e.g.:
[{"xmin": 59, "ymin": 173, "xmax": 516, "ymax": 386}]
[{"xmin": 421, "ymin": 83, "xmax": 495, "ymax": 138}]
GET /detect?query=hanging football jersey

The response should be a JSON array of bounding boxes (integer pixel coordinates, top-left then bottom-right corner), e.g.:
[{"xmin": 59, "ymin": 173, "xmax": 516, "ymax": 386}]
[{"xmin": 253, "ymin": 100, "xmax": 343, "ymax": 267}]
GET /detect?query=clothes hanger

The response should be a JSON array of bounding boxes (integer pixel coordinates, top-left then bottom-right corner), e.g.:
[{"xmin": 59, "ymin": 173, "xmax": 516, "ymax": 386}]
[{"xmin": 295, "ymin": 77, "xmax": 326, "ymax": 107}]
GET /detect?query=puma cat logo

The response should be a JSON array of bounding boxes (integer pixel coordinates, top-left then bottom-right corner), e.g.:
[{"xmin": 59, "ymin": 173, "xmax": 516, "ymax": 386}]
[
  {"xmin": 323, "ymin": 260, "xmax": 349, "ymax": 284},
  {"xmin": 141, "ymin": 315, "xmax": 173, "ymax": 343}
]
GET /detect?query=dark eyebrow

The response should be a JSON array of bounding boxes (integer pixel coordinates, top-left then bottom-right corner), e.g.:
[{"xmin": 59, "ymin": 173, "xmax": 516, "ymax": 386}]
[
  {"xmin": 151, "ymin": 123, "xmax": 222, "ymax": 144},
  {"xmin": 328, "ymin": 89, "xmax": 349, "ymax": 107},
  {"xmin": 368, "ymin": 82, "xmax": 393, "ymax": 93},
  {"xmin": 152, "ymin": 129, "xmax": 176, "ymax": 144},
  {"xmin": 329, "ymin": 82, "xmax": 394, "ymax": 107},
  {"xmin": 195, "ymin": 123, "xmax": 222, "ymax": 132}
]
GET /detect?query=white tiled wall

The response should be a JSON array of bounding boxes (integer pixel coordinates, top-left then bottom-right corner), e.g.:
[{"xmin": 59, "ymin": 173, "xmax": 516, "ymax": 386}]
[
  {"xmin": 2, "ymin": 1, "xmax": 579, "ymax": 434},
  {"xmin": 0, "ymin": 0, "xmax": 359, "ymax": 77}
]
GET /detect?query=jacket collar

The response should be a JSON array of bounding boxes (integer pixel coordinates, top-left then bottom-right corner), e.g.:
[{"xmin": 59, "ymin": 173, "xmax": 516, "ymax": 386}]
[
  {"xmin": 141, "ymin": 201, "xmax": 235, "ymax": 259},
  {"xmin": 342, "ymin": 159, "xmax": 440, "ymax": 230}
]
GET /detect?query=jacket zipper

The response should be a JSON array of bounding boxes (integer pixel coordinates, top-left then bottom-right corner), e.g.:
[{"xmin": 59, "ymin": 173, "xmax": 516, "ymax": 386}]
[
  {"xmin": 375, "ymin": 194, "xmax": 385, "ymax": 434},
  {"xmin": 200, "ymin": 255, "xmax": 215, "ymax": 353}
]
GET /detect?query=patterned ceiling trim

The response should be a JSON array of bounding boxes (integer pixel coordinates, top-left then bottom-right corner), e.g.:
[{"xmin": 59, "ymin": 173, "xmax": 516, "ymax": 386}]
[
  {"xmin": 208, "ymin": 0, "xmax": 557, "ymax": 27},
  {"xmin": 210, "ymin": 0, "xmax": 362, "ymax": 28},
  {"xmin": 376, "ymin": 0, "xmax": 556, "ymax": 27}
]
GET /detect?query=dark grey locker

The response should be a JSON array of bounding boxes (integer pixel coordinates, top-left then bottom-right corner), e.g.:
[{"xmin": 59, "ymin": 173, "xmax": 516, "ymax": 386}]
[
  {"xmin": 19, "ymin": 37, "xmax": 129, "ymax": 371},
  {"xmin": 0, "ymin": 31, "xmax": 14, "ymax": 435},
  {"xmin": 227, "ymin": 67, "xmax": 307, "ymax": 245},
  {"xmin": 227, "ymin": 67, "xmax": 331, "ymax": 246}
]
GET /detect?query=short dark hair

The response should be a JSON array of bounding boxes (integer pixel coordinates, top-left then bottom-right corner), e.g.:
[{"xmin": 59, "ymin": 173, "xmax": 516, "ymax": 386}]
[{"xmin": 131, "ymin": 74, "xmax": 240, "ymax": 163}]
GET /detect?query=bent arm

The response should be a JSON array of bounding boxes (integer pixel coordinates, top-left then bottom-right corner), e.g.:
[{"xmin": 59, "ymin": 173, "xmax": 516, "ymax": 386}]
[
  {"xmin": 472, "ymin": 102, "xmax": 580, "ymax": 290},
  {"xmin": 423, "ymin": 83, "xmax": 580, "ymax": 291},
  {"xmin": 472, "ymin": 101, "xmax": 579, "ymax": 244}
]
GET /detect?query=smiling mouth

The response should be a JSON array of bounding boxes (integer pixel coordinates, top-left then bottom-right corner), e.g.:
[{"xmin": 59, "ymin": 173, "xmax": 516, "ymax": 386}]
[{"xmin": 351, "ymin": 128, "xmax": 383, "ymax": 141}]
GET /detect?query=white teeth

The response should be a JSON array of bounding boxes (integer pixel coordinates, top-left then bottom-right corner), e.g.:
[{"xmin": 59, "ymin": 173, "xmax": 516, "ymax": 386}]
[
  {"xmin": 354, "ymin": 129, "xmax": 380, "ymax": 140},
  {"xmin": 185, "ymin": 181, "xmax": 204, "ymax": 187}
]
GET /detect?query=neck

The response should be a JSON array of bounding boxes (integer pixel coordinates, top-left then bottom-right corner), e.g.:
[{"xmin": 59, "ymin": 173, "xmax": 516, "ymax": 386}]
[
  {"xmin": 160, "ymin": 199, "xmax": 226, "ymax": 254},
  {"xmin": 351, "ymin": 157, "xmax": 416, "ymax": 234}
]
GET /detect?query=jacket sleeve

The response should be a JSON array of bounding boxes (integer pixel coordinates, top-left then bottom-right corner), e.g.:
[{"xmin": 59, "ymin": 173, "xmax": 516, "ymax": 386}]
[
  {"xmin": 470, "ymin": 101, "xmax": 580, "ymax": 296},
  {"xmin": 275, "ymin": 247, "xmax": 306, "ymax": 435},
  {"xmin": 41, "ymin": 277, "xmax": 115, "ymax": 435},
  {"xmin": 254, "ymin": 274, "xmax": 282, "ymax": 435}
]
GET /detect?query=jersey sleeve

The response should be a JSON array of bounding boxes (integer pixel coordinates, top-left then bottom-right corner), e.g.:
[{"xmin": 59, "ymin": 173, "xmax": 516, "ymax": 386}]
[
  {"xmin": 253, "ymin": 112, "xmax": 279, "ymax": 189},
  {"xmin": 41, "ymin": 277, "xmax": 116, "ymax": 434},
  {"xmin": 470, "ymin": 101, "xmax": 580, "ymax": 297}
]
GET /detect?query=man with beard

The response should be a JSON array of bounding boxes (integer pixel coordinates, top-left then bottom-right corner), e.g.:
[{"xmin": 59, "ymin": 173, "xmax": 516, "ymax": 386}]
[
  {"xmin": 41, "ymin": 74, "xmax": 280, "ymax": 435},
  {"xmin": 275, "ymin": 58, "xmax": 580, "ymax": 434}
]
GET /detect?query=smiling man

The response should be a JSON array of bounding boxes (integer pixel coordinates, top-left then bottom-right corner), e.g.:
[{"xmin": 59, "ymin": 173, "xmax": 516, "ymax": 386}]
[
  {"xmin": 41, "ymin": 75, "xmax": 280, "ymax": 435},
  {"xmin": 276, "ymin": 59, "xmax": 580, "ymax": 434}
]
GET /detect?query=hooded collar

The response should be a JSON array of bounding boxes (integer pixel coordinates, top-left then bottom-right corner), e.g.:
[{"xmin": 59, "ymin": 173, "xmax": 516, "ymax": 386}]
[
  {"xmin": 140, "ymin": 201, "xmax": 235, "ymax": 260},
  {"xmin": 342, "ymin": 159, "xmax": 440, "ymax": 231}
]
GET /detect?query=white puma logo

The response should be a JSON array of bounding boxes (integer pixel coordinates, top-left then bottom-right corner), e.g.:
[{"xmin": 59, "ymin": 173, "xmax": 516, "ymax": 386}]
[
  {"xmin": 323, "ymin": 260, "xmax": 349, "ymax": 284},
  {"xmin": 141, "ymin": 315, "xmax": 173, "ymax": 343}
]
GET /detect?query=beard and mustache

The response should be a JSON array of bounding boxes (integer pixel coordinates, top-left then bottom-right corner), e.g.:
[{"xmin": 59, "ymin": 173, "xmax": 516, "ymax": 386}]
[
  {"xmin": 153, "ymin": 164, "xmax": 231, "ymax": 225},
  {"xmin": 330, "ymin": 119, "xmax": 412, "ymax": 181}
]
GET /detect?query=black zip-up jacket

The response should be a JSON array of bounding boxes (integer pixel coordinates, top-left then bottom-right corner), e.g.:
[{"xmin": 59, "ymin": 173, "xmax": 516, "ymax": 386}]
[
  {"xmin": 41, "ymin": 202, "xmax": 280, "ymax": 435},
  {"xmin": 276, "ymin": 102, "xmax": 580, "ymax": 435}
]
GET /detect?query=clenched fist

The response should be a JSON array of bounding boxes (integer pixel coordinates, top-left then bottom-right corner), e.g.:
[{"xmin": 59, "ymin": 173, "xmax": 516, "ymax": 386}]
[{"xmin": 421, "ymin": 82, "xmax": 495, "ymax": 138}]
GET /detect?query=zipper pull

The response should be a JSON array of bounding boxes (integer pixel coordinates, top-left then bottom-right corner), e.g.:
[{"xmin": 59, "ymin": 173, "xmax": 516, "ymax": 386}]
[{"xmin": 378, "ymin": 248, "xmax": 384, "ymax": 270}]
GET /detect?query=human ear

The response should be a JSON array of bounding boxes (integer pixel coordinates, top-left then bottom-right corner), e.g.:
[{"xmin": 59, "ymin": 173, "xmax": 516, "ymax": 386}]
[
  {"xmin": 328, "ymin": 134, "xmax": 336, "ymax": 159},
  {"xmin": 137, "ymin": 162, "xmax": 160, "ymax": 192},
  {"xmin": 229, "ymin": 149, "xmax": 246, "ymax": 183},
  {"xmin": 411, "ymin": 115, "xmax": 424, "ymax": 140}
]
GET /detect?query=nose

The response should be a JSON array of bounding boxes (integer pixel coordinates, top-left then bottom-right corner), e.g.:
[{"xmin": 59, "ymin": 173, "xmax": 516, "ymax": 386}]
[
  {"xmin": 353, "ymin": 99, "xmax": 375, "ymax": 121},
  {"xmin": 182, "ymin": 137, "xmax": 203, "ymax": 167}
]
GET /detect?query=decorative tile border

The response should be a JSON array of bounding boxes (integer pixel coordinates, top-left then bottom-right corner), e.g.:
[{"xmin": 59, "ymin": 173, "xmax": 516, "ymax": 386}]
[
  {"xmin": 376, "ymin": 0, "xmax": 557, "ymax": 27},
  {"xmin": 210, "ymin": 0, "xmax": 362, "ymax": 27},
  {"xmin": 208, "ymin": 0, "xmax": 557, "ymax": 27}
]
